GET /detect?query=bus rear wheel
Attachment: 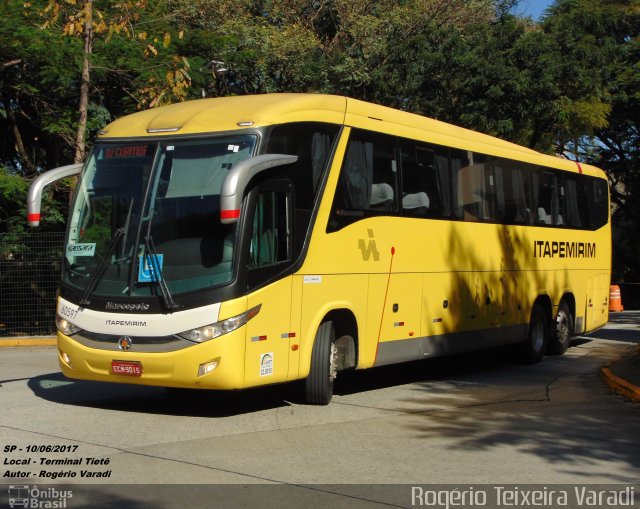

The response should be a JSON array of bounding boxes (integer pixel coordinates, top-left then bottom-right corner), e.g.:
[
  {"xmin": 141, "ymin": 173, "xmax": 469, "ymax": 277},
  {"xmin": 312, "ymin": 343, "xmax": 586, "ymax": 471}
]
[
  {"xmin": 305, "ymin": 321, "xmax": 337, "ymax": 405},
  {"xmin": 547, "ymin": 300, "xmax": 573, "ymax": 355},
  {"xmin": 520, "ymin": 304, "xmax": 548, "ymax": 364}
]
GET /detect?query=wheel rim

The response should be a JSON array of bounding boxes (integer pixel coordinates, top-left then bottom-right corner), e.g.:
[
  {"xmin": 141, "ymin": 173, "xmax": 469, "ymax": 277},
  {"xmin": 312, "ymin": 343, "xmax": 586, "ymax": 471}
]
[
  {"xmin": 329, "ymin": 342, "xmax": 338, "ymax": 382},
  {"xmin": 557, "ymin": 310, "xmax": 570, "ymax": 343}
]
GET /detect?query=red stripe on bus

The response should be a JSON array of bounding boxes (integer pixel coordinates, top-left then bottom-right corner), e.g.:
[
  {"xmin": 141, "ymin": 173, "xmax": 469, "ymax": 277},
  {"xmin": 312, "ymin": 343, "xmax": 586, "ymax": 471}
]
[
  {"xmin": 220, "ymin": 209, "xmax": 240, "ymax": 219},
  {"xmin": 575, "ymin": 161, "xmax": 583, "ymax": 174},
  {"xmin": 374, "ymin": 246, "xmax": 396, "ymax": 364}
]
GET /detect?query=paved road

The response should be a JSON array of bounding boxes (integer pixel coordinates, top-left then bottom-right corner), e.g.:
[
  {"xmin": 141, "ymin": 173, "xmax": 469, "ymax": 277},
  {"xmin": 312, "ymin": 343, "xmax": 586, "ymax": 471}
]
[{"xmin": 1, "ymin": 313, "xmax": 639, "ymax": 507}]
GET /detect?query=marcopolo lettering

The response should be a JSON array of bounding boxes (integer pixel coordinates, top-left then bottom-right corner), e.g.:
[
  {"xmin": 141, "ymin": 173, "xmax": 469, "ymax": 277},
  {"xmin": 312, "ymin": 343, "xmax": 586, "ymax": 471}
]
[
  {"xmin": 105, "ymin": 302, "xmax": 150, "ymax": 311},
  {"xmin": 534, "ymin": 240, "xmax": 596, "ymax": 258}
]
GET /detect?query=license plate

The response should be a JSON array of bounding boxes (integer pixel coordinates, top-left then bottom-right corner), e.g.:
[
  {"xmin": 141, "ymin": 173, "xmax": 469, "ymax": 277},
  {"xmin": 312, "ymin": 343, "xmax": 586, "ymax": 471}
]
[{"xmin": 111, "ymin": 361, "xmax": 142, "ymax": 377}]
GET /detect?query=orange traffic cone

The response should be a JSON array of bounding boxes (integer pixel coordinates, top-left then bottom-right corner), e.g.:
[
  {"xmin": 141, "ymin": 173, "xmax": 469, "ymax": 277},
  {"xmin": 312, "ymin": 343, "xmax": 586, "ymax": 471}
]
[{"xmin": 609, "ymin": 285, "xmax": 624, "ymax": 312}]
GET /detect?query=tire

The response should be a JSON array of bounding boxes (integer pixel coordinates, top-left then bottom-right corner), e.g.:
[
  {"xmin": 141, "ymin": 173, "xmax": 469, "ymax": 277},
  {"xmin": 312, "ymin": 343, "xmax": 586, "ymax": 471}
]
[
  {"xmin": 519, "ymin": 304, "xmax": 548, "ymax": 364},
  {"xmin": 305, "ymin": 321, "xmax": 337, "ymax": 405},
  {"xmin": 547, "ymin": 300, "xmax": 573, "ymax": 355}
]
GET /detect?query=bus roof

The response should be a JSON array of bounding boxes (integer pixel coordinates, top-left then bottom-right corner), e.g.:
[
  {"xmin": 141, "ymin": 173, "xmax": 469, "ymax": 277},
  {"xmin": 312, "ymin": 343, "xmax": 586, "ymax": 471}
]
[
  {"xmin": 99, "ymin": 94, "xmax": 347, "ymax": 138},
  {"xmin": 98, "ymin": 93, "xmax": 603, "ymax": 178}
]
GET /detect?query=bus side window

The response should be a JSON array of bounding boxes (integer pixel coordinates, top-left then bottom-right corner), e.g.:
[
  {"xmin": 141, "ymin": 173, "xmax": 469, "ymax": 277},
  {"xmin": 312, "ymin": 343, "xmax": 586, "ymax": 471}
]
[
  {"xmin": 249, "ymin": 190, "xmax": 290, "ymax": 268},
  {"xmin": 264, "ymin": 122, "xmax": 340, "ymax": 208},
  {"xmin": 399, "ymin": 140, "xmax": 450, "ymax": 217},
  {"xmin": 495, "ymin": 163, "xmax": 531, "ymax": 225},
  {"xmin": 329, "ymin": 129, "xmax": 398, "ymax": 230},
  {"xmin": 454, "ymin": 151, "xmax": 496, "ymax": 222},
  {"xmin": 589, "ymin": 178, "xmax": 609, "ymax": 230},
  {"xmin": 264, "ymin": 122, "xmax": 340, "ymax": 255},
  {"xmin": 564, "ymin": 176, "xmax": 588, "ymax": 228},
  {"xmin": 535, "ymin": 171, "xmax": 560, "ymax": 225},
  {"xmin": 364, "ymin": 133, "xmax": 398, "ymax": 212},
  {"xmin": 246, "ymin": 181, "xmax": 294, "ymax": 291}
]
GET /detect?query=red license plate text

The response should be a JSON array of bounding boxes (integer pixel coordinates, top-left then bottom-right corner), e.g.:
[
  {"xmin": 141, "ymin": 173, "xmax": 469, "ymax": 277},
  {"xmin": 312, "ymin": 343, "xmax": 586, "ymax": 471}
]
[{"xmin": 111, "ymin": 361, "xmax": 142, "ymax": 377}]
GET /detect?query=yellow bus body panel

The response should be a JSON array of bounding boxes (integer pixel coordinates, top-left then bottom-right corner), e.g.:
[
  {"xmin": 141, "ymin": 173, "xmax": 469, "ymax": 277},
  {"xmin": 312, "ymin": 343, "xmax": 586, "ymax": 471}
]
[
  {"xmin": 292, "ymin": 115, "xmax": 609, "ymax": 372},
  {"xmin": 242, "ymin": 276, "xmax": 293, "ymax": 387}
]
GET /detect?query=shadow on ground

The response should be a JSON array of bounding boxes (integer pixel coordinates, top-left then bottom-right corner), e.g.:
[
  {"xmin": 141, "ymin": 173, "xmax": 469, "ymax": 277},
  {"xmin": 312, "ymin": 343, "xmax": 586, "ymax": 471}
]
[
  {"xmin": 26, "ymin": 372, "xmax": 302, "ymax": 418},
  {"xmin": 24, "ymin": 343, "xmax": 527, "ymax": 419},
  {"xmin": 394, "ymin": 313, "xmax": 640, "ymax": 483}
]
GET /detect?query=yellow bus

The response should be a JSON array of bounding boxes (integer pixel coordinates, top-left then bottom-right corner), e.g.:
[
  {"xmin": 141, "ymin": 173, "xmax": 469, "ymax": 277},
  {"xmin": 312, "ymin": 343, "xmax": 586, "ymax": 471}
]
[{"xmin": 28, "ymin": 94, "xmax": 611, "ymax": 404}]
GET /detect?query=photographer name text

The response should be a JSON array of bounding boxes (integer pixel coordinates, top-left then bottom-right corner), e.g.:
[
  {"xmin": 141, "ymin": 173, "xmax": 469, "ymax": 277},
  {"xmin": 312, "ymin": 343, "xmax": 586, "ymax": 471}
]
[{"xmin": 411, "ymin": 486, "xmax": 635, "ymax": 508}]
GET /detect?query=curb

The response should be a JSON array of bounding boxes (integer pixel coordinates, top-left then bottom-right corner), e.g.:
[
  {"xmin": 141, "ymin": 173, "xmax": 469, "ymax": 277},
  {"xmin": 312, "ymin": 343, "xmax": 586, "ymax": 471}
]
[
  {"xmin": 0, "ymin": 337, "xmax": 57, "ymax": 347},
  {"xmin": 601, "ymin": 350, "xmax": 640, "ymax": 403}
]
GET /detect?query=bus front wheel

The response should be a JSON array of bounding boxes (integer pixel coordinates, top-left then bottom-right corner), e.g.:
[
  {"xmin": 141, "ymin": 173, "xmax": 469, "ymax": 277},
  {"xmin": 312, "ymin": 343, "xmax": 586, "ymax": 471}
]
[
  {"xmin": 305, "ymin": 321, "xmax": 337, "ymax": 405},
  {"xmin": 520, "ymin": 304, "xmax": 548, "ymax": 364}
]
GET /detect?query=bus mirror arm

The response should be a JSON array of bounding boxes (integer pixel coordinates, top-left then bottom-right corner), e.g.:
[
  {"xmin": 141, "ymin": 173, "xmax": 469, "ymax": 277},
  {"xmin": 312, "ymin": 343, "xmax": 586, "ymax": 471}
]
[
  {"xmin": 220, "ymin": 154, "xmax": 298, "ymax": 224},
  {"xmin": 27, "ymin": 163, "xmax": 83, "ymax": 227}
]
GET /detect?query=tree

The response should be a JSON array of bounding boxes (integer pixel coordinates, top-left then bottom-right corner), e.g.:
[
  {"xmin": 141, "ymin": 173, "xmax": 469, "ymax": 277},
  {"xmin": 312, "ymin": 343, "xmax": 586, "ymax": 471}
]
[
  {"xmin": 0, "ymin": 2, "xmax": 73, "ymax": 175},
  {"xmin": 37, "ymin": 0, "xmax": 183, "ymax": 162},
  {"xmin": 166, "ymin": 0, "xmax": 518, "ymax": 98},
  {"xmin": 543, "ymin": 0, "xmax": 640, "ymax": 281},
  {"xmin": 2, "ymin": 0, "xmax": 638, "ymax": 283}
]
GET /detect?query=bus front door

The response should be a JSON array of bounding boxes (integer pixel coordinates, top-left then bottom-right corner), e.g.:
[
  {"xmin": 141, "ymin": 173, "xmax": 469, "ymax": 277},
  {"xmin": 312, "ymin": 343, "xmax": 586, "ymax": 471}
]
[{"xmin": 242, "ymin": 182, "xmax": 295, "ymax": 387}]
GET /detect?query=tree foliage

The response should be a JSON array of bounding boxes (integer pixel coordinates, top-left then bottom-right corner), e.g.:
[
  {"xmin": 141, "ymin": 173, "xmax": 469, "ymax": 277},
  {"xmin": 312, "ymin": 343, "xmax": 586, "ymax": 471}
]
[
  {"xmin": 0, "ymin": 0, "xmax": 638, "ymax": 278},
  {"xmin": 541, "ymin": 0, "xmax": 640, "ymax": 280}
]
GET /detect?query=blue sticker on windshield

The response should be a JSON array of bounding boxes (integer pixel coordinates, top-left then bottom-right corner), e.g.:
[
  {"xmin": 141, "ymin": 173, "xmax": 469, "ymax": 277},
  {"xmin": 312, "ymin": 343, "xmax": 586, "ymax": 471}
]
[{"xmin": 138, "ymin": 254, "xmax": 164, "ymax": 283}]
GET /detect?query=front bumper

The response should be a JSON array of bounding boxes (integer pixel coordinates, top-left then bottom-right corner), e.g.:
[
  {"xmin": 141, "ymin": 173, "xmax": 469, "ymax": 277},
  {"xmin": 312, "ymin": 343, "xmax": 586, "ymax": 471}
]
[{"xmin": 57, "ymin": 329, "xmax": 246, "ymax": 390}]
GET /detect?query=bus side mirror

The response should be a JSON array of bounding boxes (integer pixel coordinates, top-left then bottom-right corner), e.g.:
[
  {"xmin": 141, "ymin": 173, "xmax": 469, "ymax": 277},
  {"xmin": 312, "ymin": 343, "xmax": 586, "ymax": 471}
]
[
  {"xmin": 27, "ymin": 163, "xmax": 83, "ymax": 226},
  {"xmin": 220, "ymin": 154, "xmax": 298, "ymax": 224}
]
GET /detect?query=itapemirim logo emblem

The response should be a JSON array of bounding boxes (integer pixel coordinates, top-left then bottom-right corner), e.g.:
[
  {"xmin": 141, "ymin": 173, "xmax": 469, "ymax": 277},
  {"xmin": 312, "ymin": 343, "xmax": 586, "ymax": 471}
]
[{"xmin": 358, "ymin": 229, "xmax": 380, "ymax": 262}]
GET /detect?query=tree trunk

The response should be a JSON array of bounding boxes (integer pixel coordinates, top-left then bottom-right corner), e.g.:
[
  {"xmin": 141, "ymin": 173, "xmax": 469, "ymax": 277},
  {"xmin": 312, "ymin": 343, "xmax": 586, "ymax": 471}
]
[
  {"xmin": 74, "ymin": 0, "xmax": 93, "ymax": 164},
  {"xmin": 3, "ymin": 92, "xmax": 35, "ymax": 177}
]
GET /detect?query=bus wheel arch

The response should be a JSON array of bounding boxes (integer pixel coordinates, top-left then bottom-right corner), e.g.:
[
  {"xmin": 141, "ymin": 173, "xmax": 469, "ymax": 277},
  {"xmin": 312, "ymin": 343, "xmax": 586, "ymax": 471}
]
[
  {"xmin": 304, "ymin": 309, "xmax": 358, "ymax": 405},
  {"xmin": 325, "ymin": 309, "xmax": 358, "ymax": 371},
  {"xmin": 548, "ymin": 294, "xmax": 575, "ymax": 355},
  {"xmin": 520, "ymin": 296, "xmax": 551, "ymax": 364}
]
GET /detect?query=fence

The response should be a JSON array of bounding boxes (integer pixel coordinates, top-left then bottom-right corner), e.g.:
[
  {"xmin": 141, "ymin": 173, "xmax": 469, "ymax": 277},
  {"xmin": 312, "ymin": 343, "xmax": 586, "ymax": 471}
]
[
  {"xmin": 0, "ymin": 231, "xmax": 637, "ymax": 338},
  {"xmin": 0, "ymin": 231, "xmax": 65, "ymax": 337}
]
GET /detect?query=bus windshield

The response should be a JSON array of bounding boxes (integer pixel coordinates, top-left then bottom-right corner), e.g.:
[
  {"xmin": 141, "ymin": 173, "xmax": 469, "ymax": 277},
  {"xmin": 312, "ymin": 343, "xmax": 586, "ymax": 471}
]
[{"xmin": 63, "ymin": 136, "xmax": 257, "ymax": 301}]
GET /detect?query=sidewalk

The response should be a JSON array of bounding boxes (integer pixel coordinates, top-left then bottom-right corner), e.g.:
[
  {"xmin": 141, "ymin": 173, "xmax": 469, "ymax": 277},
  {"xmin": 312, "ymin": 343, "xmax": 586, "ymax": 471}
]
[
  {"xmin": 0, "ymin": 336, "xmax": 56, "ymax": 346},
  {"xmin": 601, "ymin": 343, "xmax": 640, "ymax": 403}
]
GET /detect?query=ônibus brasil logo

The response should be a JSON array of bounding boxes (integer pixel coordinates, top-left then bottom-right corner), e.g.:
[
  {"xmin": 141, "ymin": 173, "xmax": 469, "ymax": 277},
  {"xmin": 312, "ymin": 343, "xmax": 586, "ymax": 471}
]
[{"xmin": 7, "ymin": 485, "xmax": 73, "ymax": 508}]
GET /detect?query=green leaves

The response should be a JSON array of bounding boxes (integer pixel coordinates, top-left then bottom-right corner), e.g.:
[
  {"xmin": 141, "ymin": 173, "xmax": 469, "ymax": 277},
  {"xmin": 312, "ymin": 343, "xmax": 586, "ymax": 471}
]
[{"xmin": 1, "ymin": 0, "xmax": 639, "ymax": 277}]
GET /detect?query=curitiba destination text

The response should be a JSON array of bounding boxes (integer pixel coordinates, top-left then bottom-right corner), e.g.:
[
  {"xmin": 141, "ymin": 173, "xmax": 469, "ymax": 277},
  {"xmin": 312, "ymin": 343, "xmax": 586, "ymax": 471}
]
[{"xmin": 533, "ymin": 241, "xmax": 596, "ymax": 258}]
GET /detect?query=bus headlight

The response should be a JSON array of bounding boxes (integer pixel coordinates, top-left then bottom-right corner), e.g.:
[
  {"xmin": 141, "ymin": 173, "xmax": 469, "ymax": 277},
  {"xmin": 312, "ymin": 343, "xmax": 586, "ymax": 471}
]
[
  {"xmin": 56, "ymin": 314, "xmax": 82, "ymax": 336},
  {"xmin": 178, "ymin": 305, "xmax": 261, "ymax": 343}
]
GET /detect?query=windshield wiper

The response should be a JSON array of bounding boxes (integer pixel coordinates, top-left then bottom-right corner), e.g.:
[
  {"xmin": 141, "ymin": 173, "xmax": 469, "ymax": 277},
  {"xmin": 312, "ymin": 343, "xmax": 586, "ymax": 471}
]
[
  {"xmin": 116, "ymin": 197, "xmax": 134, "ymax": 265},
  {"xmin": 143, "ymin": 235, "xmax": 180, "ymax": 312},
  {"xmin": 79, "ymin": 228, "xmax": 126, "ymax": 306}
]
